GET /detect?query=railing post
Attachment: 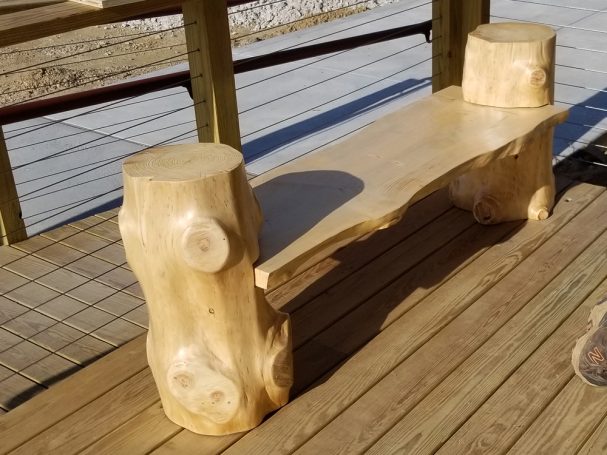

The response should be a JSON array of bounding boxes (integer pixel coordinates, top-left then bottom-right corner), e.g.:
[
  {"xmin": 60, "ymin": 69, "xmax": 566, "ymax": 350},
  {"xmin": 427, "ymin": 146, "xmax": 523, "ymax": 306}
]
[
  {"xmin": 182, "ymin": 0, "xmax": 242, "ymax": 151},
  {"xmin": 432, "ymin": 0, "xmax": 490, "ymax": 92},
  {"xmin": 0, "ymin": 126, "xmax": 26, "ymax": 245}
]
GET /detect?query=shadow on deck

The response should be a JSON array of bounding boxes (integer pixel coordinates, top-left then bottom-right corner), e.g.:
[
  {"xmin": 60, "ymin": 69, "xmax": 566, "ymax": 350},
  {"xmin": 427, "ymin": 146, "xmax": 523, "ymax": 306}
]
[{"xmin": 0, "ymin": 160, "xmax": 606, "ymax": 454}]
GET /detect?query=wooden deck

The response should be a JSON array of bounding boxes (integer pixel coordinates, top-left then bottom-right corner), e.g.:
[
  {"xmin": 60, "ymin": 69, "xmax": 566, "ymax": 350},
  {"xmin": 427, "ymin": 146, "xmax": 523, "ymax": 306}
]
[{"xmin": 1, "ymin": 165, "xmax": 607, "ymax": 453}]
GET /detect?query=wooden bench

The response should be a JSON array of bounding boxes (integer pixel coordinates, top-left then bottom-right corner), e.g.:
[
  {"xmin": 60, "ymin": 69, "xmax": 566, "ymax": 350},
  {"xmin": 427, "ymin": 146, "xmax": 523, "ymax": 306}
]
[{"xmin": 100, "ymin": 23, "xmax": 568, "ymax": 436}]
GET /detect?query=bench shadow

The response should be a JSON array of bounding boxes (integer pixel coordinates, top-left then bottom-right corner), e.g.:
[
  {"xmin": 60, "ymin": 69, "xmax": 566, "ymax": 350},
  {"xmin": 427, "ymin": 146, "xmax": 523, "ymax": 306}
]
[
  {"xmin": 268, "ymin": 181, "xmax": 556, "ymax": 401},
  {"xmin": 254, "ymin": 170, "xmax": 365, "ymax": 262},
  {"xmin": 267, "ymin": 160, "xmax": 606, "ymax": 407}
]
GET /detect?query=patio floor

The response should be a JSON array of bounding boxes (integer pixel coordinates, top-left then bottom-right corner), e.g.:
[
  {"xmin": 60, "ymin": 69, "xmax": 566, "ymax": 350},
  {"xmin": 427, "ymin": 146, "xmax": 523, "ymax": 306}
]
[{"xmin": 1, "ymin": 163, "xmax": 606, "ymax": 453}]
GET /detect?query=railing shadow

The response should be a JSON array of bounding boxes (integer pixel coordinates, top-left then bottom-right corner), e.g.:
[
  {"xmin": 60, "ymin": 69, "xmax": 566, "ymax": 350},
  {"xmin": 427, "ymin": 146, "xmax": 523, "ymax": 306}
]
[{"xmin": 242, "ymin": 77, "xmax": 431, "ymax": 162}]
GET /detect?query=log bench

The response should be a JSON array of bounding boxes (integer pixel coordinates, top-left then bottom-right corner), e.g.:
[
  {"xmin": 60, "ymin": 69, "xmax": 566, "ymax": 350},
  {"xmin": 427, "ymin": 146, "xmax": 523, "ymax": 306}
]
[{"xmin": 117, "ymin": 23, "xmax": 568, "ymax": 435}]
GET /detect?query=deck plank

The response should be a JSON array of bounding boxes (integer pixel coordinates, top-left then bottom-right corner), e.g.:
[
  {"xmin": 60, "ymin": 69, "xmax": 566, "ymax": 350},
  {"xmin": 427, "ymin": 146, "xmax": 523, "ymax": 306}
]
[
  {"xmin": 0, "ymin": 335, "xmax": 147, "ymax": 453},
  {"xmin": 578, "ymin": 410, "xmax": 607, "ymax": 454},
  {"xmin": 290, "ymin": 206, "xmax": 476, "ymax": 349},
  {"xmin": 252, "ymin": 86, "xmax": 567, "ymax": 290},
  {"xmin": 365, "ymin": 229, "xmax": 607, "ymax": 454},
  {"xmin": 508, "ymin": 377, "xmax": 607, "ymax": 454},
  {"xmin": 220, "ymin": 182, "xmax": 604, "ymax": 454},
  {"xmin": 267, "ymin": 189, "xmax": 454, "ymax": 313},
  {"xmin": 11, "ymin": 369, "xmax": 157, "ymax": 455},
  {"xmin": 79, "ymin": 402, "xmax": 181, "ymax": 455},
  {"xmin": 437, "ymin": 278, "xmax": 607, "ymax": 455}
]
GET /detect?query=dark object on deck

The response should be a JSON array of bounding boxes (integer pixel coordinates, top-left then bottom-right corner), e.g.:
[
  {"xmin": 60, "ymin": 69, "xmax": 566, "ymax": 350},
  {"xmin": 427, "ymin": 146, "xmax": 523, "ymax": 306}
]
[{"xmin": 572, "ymin": 296, "xmax": 607, "ymax": 386}]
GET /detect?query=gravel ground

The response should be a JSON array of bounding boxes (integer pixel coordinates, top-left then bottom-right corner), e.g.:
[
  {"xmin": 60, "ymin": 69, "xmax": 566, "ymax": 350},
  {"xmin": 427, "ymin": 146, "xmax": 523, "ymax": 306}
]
[{"xmin": 0, "ymin": 0, "xmax": 397, "ymax": 106}]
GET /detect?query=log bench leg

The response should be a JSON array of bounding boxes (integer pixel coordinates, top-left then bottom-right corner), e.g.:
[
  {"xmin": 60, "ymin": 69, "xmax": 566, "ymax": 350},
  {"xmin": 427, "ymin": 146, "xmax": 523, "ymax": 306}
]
[
  {"xmin": 449, "ymin": 22, "xmax": 559, "ymax": 225},
  {"xmin": 449, "ymin": 127, "xmax": 556, "ymax": 224},
  {"xmin": 119, "ymin": 144, "xmax": 293, "ymax": 435}
]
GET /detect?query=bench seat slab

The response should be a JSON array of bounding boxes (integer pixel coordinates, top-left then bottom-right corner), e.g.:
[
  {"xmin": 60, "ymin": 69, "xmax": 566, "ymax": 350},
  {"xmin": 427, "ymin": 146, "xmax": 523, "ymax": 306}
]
[{"xmin": 252, "ymin": 85, "xmax": 567, "ymax": 290}]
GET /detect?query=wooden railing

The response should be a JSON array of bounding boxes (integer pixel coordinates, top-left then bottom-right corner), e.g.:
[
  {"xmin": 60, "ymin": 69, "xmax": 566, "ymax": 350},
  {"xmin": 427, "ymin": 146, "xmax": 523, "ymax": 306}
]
[{"xmin": 0, "ymin": 0, "xmax": 490, "ymax": 245}]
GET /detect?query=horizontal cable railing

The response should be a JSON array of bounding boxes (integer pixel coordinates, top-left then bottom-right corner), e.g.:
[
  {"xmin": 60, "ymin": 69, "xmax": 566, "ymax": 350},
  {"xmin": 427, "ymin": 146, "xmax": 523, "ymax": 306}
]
[{"xmin": 0, "ymin": 0, "xmax": 434, "ymax": 241}]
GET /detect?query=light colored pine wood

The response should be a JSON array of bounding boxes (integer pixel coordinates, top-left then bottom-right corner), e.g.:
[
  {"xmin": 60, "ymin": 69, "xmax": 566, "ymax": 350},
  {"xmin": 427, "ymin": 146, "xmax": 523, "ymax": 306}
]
[
  {"xmin": 432, "ymin": 0, "xmax": 490, "ymax": 92},
  {"xmin": 437, "ymin": 278, "xmax": 607, "ymax": 455},
  {"xmin": 0, "ymin": 334, "xmax": 147, "ymax": 453},
  {"xmin": 120, "ymin": 144, "xmax": 292, "ymax": 435},
  {"xmin": 0, "ymin": 127, "xmax": 26, "ymax": 245},
  {"xmin": 0, "ymin": 0, "xmax": 181, "ymax": 47},
  {"xmin": 449, "ymin": 129, "xmax": 557, "ymax": 223},
  {"xmin": 290, "ymin": 208, "xmax": 476, "ymax": 351},
  {"xmin": 267, "ymin": 189, "xmax": 454, "ymax": 313},
  {"xmin": 508, "ymin": 376, "xmax": 607, "ymax": 454},
  {"xmin": 449, "ymin": 23, "xmax": 558, "ymax": 224},
  {"xmin": 578, "ymin": 410, "xmax": 607, "ymax": 454},
  {"xmin": 182, "ymin": 0, "xmax": 241, "ymax": 150},
  {"xmin": 0, "ymin": 0, "xmax": 64, "ymax": 14},
  {"xmin": 462, "ymin": 23, "xmax": 556, "ymax": 108},
  {"xmin": 365, "ymin": 227, "xmax": 607, "ymax": 455},
  {"xmin": 69, "ymin": 0, "xmax": 142, "ymax": 8},
  {"xmin": 252, "ymin": 86, "xmax": 567, "ymax": 290},
  {"xmin": 11, "ymin": 369, "xmax": 158, "ymax": 455},
  {"xmin": 78, "ymin": 402, "xmax": 181, "ymax": 455},
  {"xmin": 147, "ymin": 191, "xmax": 464, "ymax": 454},
  {"xmin": 221, "ymin": 183, "xmax": 602, "ymax": 454}
]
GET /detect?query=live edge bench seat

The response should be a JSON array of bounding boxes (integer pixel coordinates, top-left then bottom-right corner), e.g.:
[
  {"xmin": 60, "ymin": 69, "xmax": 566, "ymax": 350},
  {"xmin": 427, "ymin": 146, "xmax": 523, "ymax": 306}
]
[{"xmin": 252, "ymin": 85, "xmax": 567, "ymax": 290}]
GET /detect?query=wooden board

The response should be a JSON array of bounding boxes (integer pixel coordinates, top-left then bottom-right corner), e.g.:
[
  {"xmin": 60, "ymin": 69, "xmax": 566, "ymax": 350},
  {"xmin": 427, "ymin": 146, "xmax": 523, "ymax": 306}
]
[
  {"xmin": 0, "ymin": 127, "xmax": 26, "ymax": 245},
  {"xmin": 0, "ymin": 0, "xmax": 64, "ymax": 14},
  {"xmin": 251, "ymin": 86, "xmax": 567, "ymax": 290},
  {"xmin": 0, "ymin": 335, "xmax": 147, "ymax": 453},
  {"xmin": 366, "ymin": 229, "xmax": 607, "ymax": 454},
  {"xmin": 69, "ymin": 0, "xmax": 143, "ymax": 8},
  {"xmin": 0, "ymin": 0, "xmax": 181, "ymax": 46}
]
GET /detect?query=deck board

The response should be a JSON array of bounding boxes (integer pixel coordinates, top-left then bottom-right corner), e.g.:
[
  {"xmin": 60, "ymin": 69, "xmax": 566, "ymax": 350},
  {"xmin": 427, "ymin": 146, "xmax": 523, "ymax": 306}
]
[{"xmin": 0, "ymin": 175, "xmax": 606, "ymax": 454}]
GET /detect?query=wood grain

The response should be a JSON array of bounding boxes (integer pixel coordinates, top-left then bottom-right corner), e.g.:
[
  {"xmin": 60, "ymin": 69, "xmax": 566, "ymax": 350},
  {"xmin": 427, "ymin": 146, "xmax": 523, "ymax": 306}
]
[
  {"xmin": 366, "ymin": 227, "xmax": 607, "ymax": 454},
  {"xmin": 0, "ymin": 0, "xmax": 181, "ymax": 47},
  {"xmin": 0, "ymin": 0, "xmax": 64, "ymax": 14},
  {"xmin": 578, "ymin": 410, "xmax": 607, "ymax": 454},
  {"xmin": 266, "ymin": 189, "xmax": 454, "ymax": 313},
  {"xmin": 251, "ymin": 86, "xmax": 567, "ymax": 290},
  {"xmin": 0, "ymin": 127, "xmax": 26, "ymax": 245},
  {"xmin": 120, "ymin": 144, "xmax": 291, "ymax": 434},
  {"xmin": 69, "ymin": 0, "xmax": 142, "ymax": 8},
  {"xmin": 11, "ymin": 369, "xmax": 158, "ymax": 455},
  {"xmin": 0, "ymin": 334, "xmax": 147, "ymax": 453},
  {"xmin": 78, "ymin": 402, "xmax": 181, "ymax": 455},
  {"xmin": 432, "ymin": 0, "xmax": 490, "ymax": 91},
  {"xmin": 220, "ymin": 183, "xmax": 602, "ymax": 454},
  {"xmin": 182, "ymin": 0, "xmax": 241, "ymax": 149},
  {"xmin": 508, "ymin": 376, "xmax": 607, "ymax": 454}
]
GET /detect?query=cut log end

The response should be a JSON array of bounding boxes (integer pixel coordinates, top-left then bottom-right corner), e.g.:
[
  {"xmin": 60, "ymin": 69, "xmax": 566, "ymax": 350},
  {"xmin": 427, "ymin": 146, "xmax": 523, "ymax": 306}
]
[
  {"xmin": 462, "ymin": 22, "xmax": 556, "ymax": 108},
  {"xmin": 166, "ymin": 360, "xmax": 240, "ymax": 425},
  {"xmin": 123, "ymin": 143, "xmax": 243, "ymax": 181}
]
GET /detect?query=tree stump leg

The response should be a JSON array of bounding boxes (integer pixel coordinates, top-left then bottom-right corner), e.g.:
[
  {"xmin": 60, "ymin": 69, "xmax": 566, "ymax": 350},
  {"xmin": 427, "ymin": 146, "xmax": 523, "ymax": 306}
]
[
  {"xmin": 449, "ymin": 127, "xmax": 556, "ymax": 224},
  {"xmin": 449, "ymin": 22, "xmax": 559, "ymax": 224},
  {"xmin": 119, "ymin": 144, "xmax": 293, "ymax": 435}
]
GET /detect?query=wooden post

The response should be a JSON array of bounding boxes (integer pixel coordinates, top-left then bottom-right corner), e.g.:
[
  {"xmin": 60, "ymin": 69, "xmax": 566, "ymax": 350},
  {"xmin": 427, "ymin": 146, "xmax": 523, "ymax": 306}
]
[
  {"xmin": 119, "ymin": 143, "xmax": 292, "ymax": 435},
  {"xmin": 182, "ymin": 0, "xmax": 242, "ymax": 151},
  {"xmin": 0, "ymin": 126, "xmax": 26, "ymax": 245},
  {"xmin": 449, "ymin": 23, "xmax": 558, "ymax": 224},
  {"xmin": 432, "ymin": 0, "xmax": 490, "ymax": 92}
]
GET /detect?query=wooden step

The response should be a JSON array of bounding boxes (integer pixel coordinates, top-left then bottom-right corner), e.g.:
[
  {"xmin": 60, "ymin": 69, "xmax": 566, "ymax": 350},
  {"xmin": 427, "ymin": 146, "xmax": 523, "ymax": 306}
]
[{"xmin": 251, "ymin": 86, "xmax": 567, "ymax": 290}]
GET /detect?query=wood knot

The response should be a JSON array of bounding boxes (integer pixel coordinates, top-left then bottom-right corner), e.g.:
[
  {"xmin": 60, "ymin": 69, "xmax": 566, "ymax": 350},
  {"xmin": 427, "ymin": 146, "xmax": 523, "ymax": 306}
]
[
  {"xmin": 167, "ymin": 359, "xmax": 240, "ymax": 424},
  {"xmin": 528, "ymin": 67, "xmax": 547, "ymax": 88},
  {"xmin": 181, "ymin": 217, "xmax": 231, "ymax": 273}
]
